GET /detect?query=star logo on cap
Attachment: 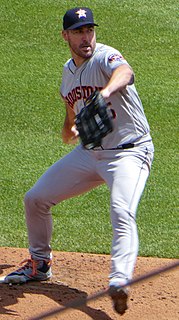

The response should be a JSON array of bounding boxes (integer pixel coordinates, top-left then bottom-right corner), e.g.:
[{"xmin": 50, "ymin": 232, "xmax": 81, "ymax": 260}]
[{"xmin": 76, "ymin": 9, "xmax": 87, "ymax": 19}]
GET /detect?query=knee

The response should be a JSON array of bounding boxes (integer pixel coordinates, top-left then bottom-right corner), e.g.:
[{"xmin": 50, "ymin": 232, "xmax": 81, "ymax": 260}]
[
  {"xmin": 24, "ymin": 187, "xmax": 54, "ymax": 213},
  {"xmin": 111, "ymin": 203, "xmax": 136, "ymax": 227},
  {"xmin": 24, "ymin": 187, "xmax": 46, "ymax": 210},
  {"xmin": 24, "ymin": 188, "xmax": 38, "ymax": 208}
]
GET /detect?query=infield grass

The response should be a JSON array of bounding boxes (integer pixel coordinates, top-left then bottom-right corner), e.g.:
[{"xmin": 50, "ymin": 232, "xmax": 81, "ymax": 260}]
[{"xmin": 0, "ymin": 0, "xmax": 178, "ymax": 258}]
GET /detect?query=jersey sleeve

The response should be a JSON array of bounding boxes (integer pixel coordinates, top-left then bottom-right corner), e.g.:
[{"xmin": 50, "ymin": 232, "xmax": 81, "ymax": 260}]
[{"xmin": 98, "ymin": 44, "xmax": 130, "ymax": 78}]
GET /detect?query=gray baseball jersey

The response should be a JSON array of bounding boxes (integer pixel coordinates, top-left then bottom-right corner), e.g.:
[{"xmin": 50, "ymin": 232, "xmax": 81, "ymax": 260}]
[{"xmin": 60, "ymin": 42, "xmax": 152, "ymax": 149}]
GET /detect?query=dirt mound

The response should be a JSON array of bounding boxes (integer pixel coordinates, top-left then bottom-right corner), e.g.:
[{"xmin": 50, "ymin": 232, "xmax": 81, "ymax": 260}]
[{"xmin": 0, "ymin": 247, "xmax": 178, "ymax": 319}]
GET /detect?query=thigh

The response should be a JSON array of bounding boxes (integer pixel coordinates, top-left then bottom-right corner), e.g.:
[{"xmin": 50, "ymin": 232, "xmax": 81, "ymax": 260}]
[
  {"xmin": 98, "ymin": 146, "xmax": 154, "ymax": 218},
  {"xmin": 29, "ymin": 146, "xmax": 104, "ymax": 204}
]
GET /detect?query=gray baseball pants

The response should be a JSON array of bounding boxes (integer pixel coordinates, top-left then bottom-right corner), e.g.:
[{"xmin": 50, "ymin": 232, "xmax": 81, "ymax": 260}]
[{"xmin": 24, "ymin": 142, "xmax": 154, "ymax": 283}]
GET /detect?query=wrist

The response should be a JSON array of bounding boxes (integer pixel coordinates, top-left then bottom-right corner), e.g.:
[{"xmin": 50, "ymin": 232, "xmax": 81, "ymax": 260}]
[{"xmin": 100, "ymin": 87, "xmax": 111, "ymax": 99}]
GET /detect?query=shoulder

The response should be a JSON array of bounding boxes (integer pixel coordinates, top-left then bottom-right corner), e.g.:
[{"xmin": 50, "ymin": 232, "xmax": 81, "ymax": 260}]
[
  {"xmin": 62, "ymin": 58, "xmax": 76, "ymax": 75},
  {"xmin": 94, "ymin": 43, "xmax": 129, "ymax": 68},
  {"xmin": 95, "ymin": 43, "xmax": 121, "ymax": 55},
  {"xmin": 63, "ymin": 58, "xmax": 73, "ymax": 69}
]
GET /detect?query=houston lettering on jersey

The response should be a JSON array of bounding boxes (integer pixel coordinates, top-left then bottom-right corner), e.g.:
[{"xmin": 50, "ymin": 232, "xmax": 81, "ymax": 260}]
[{"xmin": 64, "ymin": 86, "xmax": 103, "ymax": 108}]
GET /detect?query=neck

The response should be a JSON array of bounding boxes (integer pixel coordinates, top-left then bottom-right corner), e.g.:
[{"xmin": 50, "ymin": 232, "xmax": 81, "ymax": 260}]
[{"xmin": 71, "ymin": 54, "xmax": 88, "ymax": 68}]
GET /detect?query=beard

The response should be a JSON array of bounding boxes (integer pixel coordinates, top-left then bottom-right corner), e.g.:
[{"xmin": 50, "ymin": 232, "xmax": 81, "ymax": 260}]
[{"xmin": 69, "ymin": 40, "xmax": 96, "ymax": 60}]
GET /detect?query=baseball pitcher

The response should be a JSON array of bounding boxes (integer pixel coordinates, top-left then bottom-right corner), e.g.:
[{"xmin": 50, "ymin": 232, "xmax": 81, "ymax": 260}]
[{"xmin": 4, "ymin": 7, "xmax": 154, "ymax": 315}]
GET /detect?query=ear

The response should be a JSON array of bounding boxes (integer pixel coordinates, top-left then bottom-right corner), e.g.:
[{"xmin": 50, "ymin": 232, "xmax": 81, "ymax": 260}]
[{"xmin": 62, "ymin": 30, "xmax": 68, "ymax": 41}]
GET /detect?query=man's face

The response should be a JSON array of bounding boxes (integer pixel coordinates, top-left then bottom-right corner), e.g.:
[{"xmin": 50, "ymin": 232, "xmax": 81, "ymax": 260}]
[{"xmin": 62, "ymin": 25, "xmax": 96, "ymax": 63}]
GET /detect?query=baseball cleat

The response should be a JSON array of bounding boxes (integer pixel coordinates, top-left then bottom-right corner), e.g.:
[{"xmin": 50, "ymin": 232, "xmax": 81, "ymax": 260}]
[
  {"xmin": 3, "ymin": 258, "xmax": 52, "ymax": 284},
  {"xmin": 108, "ymin": 285, "xmax": 128, "ymax": 315}
]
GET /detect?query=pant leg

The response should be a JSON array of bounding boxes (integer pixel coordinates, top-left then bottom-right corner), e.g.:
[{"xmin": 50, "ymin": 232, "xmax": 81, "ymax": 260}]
[
  {"xmin": 24, "ymin": 146, "xmax": 103, "ymax": 260},
  {"xmin": 96, "ymin": 144, "xmax": 154, "ymax": 283}
]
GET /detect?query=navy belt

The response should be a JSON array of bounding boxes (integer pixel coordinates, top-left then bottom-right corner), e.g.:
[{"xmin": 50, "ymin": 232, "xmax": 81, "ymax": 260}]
[
  {"xmin": 92, "ymin": 143, "xmax": 135, "ymax": 151},
  {"xmin": 108, "ymin": 143, "xmax": 135, "ymax": 150}
]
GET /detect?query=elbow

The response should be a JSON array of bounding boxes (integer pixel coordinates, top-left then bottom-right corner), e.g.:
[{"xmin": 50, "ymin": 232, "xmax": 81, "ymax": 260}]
[
  {"xmin": 128, "ymin": 73, "xmax": 134, "ymax": 85},
  {"xmin": 61, "ymin": 127, "xmax": 69, "ymax": 144},
  {"xmin": 120, "ymin": 64, "xmax": 134, "ymax": 86},
  {"xmin": 61, "ymin": 136, "xmax": 68, "ymax": 144},
  {"xmin": 125, "ymin": 66, "xmax": 134, "ymax": 85}
]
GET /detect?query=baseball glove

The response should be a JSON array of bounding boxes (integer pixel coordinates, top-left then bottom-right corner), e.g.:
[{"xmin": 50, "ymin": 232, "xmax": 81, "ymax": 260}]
[{"xmin": 75, "ymin": 90, "xmax": 115, "ymax": 149}]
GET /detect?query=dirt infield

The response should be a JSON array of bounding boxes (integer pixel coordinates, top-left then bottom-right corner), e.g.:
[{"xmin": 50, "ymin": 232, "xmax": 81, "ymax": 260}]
[{"xmin": 0, "ymin": 247, "xmax": 179, "ymax": 320}]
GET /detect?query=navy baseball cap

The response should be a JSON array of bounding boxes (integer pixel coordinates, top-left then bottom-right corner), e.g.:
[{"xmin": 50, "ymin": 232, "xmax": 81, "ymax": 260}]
[{"xmin": 63, "ymin": 7, "xmax": 98, "ymax": 30}]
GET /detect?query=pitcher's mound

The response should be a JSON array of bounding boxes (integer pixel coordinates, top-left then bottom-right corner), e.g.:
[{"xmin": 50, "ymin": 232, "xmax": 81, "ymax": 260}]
[{"xmin": 0, "ymin": 247, "xmax": 178, "ymax": 319}]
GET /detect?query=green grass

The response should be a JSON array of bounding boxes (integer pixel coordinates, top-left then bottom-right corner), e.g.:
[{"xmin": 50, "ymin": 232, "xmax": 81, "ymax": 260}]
[{"xmin": 0, "ymin": 0, "xmax": 178, "ymax": 258}]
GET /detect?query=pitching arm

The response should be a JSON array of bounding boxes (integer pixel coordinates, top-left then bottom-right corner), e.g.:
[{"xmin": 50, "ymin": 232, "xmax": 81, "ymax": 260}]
[{"xmin": 100, "ymin": 64, "xmax": 134, "ymax": 99}]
